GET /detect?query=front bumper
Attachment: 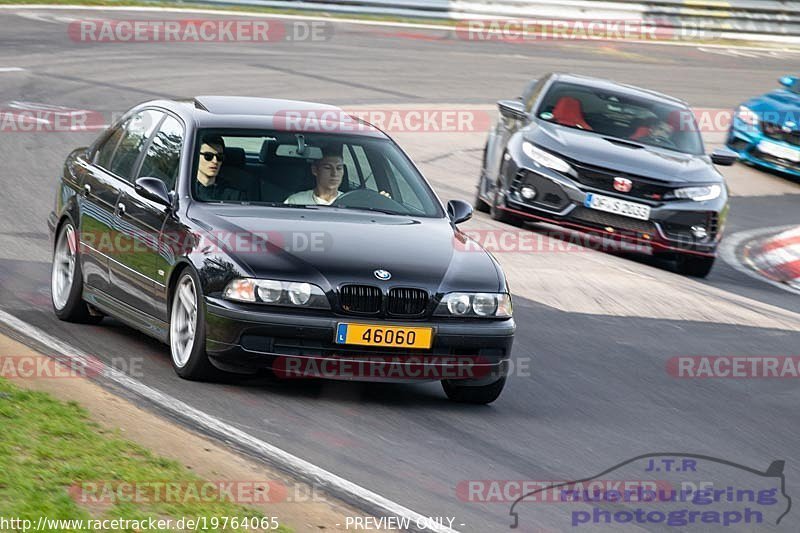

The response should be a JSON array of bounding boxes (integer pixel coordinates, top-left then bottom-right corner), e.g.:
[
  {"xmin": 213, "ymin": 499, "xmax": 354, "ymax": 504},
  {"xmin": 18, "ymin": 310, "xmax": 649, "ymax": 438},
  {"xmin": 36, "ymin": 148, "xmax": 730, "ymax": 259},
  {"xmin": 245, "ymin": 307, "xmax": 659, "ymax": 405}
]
[
  {"xmin": 727, "ymin": 120, "xmax": 800, "ymax": 178},
  {"xmin": 499, "ymin": 164, "xmax": 727, "ymax": 258},
  {"xmin": 204, "ymin": 297, "xmax": 515, "ymax": 383}
]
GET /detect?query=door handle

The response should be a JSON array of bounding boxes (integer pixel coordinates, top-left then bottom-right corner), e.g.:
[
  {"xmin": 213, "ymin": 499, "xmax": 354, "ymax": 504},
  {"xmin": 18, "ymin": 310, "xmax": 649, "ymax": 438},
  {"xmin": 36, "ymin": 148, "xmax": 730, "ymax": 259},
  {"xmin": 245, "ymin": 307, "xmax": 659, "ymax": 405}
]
[
  {"xmin": 83, "ymin": 184, "xmax": 91, "ymax": 195},
  {"xmin": 117, "ymin": 202, "xmax": 126, "ymax": 216}
]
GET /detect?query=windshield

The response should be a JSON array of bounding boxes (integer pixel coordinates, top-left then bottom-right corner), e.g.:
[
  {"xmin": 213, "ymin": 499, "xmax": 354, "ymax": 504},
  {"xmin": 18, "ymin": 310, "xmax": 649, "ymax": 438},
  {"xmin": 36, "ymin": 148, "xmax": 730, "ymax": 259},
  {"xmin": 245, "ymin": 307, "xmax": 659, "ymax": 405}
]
[
  {"xmin": 191, "ymin": 129, "xmax": 443, "ymax": 217},
  {"xmin": 535, "ymin": 81, "xmax": 704, "ymax": 155}
]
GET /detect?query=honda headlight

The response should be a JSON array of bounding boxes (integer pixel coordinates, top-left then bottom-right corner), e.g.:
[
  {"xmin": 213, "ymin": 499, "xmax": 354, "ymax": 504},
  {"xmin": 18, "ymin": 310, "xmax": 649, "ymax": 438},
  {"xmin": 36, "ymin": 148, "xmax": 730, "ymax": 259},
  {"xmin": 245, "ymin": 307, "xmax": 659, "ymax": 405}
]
[
  {"xmin": 735, "ymin": 105, "xmax": 758, "ymax": 126},
  {"xmin": 522, "ymin": 142, "xmax": 571, "ymax": 173},
  {"xmin": 223, "ymin": 279, "xmax": 329, "ymax": 309},
  {"xmin": 667, "ymin": 185, "xmax": 722, "ymax": 202},
  {"xmin": 435, "ymin": 293, "xmax": 512, "ymax": 318}
]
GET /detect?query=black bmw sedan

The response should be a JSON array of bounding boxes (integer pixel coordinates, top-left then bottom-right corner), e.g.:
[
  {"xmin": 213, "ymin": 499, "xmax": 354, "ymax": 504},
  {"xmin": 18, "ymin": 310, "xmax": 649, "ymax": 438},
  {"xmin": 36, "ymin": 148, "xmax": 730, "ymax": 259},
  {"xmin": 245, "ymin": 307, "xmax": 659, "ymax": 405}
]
[
  {"xmin": 48, "ymin": 96, "xmax": 515, "ymax": 404},
  {"xmin": 476, "ymin": 73, "xmax": 736, "ymax": 277}
]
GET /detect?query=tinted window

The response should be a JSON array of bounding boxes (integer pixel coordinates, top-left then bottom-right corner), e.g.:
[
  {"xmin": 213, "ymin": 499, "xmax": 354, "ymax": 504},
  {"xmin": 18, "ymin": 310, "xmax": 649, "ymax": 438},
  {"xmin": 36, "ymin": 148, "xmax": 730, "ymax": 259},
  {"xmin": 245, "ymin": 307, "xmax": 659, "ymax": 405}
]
[
  {"xmin": 109, "ymin": 110, "xmax": 163, "ymax": 181},
  {"xmin": 138, "ymin": 115, "xmax": 184, "ymax": 191},
  {"xmin": 95, "ymin": 124, "xmax": 126, "ymax": 170},
  {"xmin": 193, "ymin": 129, "xmax": 443, "ymax": 217},
  {"xmin": 535, "ymin": 82, "xmax": 704, "ymax": 155}
]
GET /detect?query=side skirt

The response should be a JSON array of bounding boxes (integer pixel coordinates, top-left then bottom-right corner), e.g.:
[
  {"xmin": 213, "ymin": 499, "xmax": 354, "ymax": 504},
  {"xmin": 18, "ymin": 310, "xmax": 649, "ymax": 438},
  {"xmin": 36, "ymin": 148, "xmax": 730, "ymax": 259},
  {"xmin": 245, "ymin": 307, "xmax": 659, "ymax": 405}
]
[{"xmin": 84, "ymin": 285, "xmax": 169, "ymax": 343}]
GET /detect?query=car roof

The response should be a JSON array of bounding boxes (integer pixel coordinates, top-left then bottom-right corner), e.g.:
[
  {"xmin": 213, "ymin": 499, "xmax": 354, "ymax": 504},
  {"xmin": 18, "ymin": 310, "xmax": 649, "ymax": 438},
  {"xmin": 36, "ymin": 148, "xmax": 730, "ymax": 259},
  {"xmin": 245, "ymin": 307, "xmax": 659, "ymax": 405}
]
[
  {"xmin": 551, "ymin": 73, "xmax": 689, "ymax": 107},
  {"xmin": 138, "ymin": 96, "xmax": 388, "ymax": 138}
]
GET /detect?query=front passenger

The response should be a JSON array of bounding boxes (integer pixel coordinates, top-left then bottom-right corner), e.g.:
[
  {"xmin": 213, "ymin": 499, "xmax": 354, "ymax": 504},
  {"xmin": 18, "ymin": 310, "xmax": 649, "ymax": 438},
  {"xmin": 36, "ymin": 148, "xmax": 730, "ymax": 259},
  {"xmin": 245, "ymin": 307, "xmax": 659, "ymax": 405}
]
[{"xmin": 194, "ymin": 135, "xmax": 245, "ymax": 202}]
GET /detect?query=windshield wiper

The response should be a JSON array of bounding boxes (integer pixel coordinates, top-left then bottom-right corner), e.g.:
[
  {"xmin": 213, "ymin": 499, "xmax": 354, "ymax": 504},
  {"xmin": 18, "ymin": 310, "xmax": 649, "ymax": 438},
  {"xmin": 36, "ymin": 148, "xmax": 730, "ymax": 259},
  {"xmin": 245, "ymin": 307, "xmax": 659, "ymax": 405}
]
[
  {"xmin": 330, "ymin": 206, "xmax": 405, "ymax": 216},
  {"xmin": 269, "ymin": 203, "xmax": 319, "ymax": 209}
]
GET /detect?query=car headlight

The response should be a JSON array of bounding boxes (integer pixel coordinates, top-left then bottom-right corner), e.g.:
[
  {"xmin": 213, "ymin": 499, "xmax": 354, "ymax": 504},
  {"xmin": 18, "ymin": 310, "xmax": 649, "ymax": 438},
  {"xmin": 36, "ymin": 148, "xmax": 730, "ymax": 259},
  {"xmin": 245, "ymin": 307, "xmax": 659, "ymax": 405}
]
[
  {"xmin": 522, "ymin": 142, "xmax": 571, "ymax": 173},
  {"xmin": 667, "ymin": 184, "xmax": 722, "ymax": 202},
  {"xmin": 435, "ymin": 293, "xmax": 512, "ymax": 318},
  {"xmin": 735, "ymin": 105, "xmax": 759, "ymax": 126},
  {"xmin": 223, "ymin": 278, "xmax": 329, "ymax": 309}
]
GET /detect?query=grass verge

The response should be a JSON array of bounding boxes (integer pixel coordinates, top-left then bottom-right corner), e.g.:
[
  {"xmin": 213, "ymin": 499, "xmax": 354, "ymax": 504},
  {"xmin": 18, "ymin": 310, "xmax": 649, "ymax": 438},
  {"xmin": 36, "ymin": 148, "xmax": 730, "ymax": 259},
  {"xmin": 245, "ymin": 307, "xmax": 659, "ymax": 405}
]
[{"xmin": 0, "ymin": 376, "xmax": 292, "ymax": 532}]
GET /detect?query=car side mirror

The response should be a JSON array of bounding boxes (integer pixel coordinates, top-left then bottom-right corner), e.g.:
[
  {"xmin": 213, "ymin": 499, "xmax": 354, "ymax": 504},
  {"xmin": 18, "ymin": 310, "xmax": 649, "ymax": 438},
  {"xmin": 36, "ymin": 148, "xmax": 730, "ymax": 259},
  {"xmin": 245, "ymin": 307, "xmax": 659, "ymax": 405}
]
[
  {"xmin": 497, "ymin": 99, "xmax": 529, "ymax": 121},
  {"xmin": 779, "ymin": 75, "xmax": 798, "ymax": 88},
  {"xmin": 447, "ymin": 199, "xmax": 473, "ymax": 224},
  {"xmin": 710, "ymin": 147, "xmax": 738, "ymax": 166},
  {"xmin": 135, "ymin": 177, "xmax": 172, "ymax": 207}
]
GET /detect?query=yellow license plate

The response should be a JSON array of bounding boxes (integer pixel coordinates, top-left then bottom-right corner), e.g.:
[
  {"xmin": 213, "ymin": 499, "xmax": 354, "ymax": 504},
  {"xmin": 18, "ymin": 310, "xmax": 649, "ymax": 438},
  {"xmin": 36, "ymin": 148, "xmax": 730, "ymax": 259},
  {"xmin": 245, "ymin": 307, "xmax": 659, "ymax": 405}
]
[{"xmin": 335, "ymin": 323, "xmax": 433, "ymax": 350}]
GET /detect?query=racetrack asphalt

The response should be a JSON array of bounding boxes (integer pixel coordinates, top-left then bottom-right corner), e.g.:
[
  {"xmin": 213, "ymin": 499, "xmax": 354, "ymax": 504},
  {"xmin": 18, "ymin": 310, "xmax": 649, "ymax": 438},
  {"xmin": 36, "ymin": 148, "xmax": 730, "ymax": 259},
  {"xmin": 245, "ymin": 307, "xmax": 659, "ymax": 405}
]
[{"xmin": 1, "ymin": 8, "xmax": 800, "ymax": 532}]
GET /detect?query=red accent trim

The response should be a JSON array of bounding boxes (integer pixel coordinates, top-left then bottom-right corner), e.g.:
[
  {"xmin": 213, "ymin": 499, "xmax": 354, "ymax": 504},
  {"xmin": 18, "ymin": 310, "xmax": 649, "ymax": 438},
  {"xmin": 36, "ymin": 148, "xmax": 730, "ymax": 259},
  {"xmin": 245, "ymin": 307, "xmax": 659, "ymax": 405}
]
[{"xmin": 499, "ymin": 205, "xmax": 716, "ymax": 257}]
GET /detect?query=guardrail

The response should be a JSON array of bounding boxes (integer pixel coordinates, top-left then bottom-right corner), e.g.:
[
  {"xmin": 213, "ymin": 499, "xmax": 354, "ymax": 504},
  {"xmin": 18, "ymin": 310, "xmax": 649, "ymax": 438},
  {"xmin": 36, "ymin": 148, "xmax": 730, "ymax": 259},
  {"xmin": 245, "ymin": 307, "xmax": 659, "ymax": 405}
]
[{"xmin": 195, "ymin": 0, "xmax": 800, "ymax": 42}]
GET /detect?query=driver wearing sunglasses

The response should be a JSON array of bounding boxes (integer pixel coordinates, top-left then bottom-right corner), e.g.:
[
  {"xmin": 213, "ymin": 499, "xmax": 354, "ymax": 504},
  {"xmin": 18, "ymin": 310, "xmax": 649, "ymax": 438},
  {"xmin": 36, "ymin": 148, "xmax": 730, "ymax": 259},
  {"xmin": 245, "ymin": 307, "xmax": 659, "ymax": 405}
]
[{"xmin": 194, "ymin": 135, "xmax": 244, "ymax": 202}]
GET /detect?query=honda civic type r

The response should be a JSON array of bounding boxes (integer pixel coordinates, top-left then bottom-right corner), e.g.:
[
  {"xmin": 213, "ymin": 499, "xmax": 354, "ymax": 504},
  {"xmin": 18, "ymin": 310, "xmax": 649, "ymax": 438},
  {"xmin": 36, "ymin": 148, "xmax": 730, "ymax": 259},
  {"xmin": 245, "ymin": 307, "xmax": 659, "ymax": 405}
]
[
  {"xmin": 48, "ymin": 96, "xmax": 515, "ymax": 404},
  {"xmin": 476, "ymin": 73, "xmax": 737, "ymax": 278}
]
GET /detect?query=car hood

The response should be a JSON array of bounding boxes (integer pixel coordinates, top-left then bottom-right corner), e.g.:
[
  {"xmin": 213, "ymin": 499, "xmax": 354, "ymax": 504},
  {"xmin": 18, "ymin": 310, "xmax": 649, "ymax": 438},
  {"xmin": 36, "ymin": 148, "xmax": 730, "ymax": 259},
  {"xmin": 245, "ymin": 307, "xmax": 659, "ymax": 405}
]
[
  {"xmin": 524, "ymin": 121, "xmax": 719, "ymax": 183},
  {"xmin": 746, "ymin": 89, "xmax": 800, "ymax": 125},
  {"xmin": 190, "ymin": 206, "xmax": 502, "ymax": 293}
]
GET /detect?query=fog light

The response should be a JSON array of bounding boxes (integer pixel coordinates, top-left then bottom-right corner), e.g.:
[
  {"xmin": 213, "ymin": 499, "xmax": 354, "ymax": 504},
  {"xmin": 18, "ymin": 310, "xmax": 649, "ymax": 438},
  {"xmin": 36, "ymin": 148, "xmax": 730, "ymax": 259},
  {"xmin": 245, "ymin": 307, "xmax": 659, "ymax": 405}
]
[
  {"xmin": 520, "ymin": 186, "xmax": 536, "ymax": 200},
  {"xmin": 691, "ymin": 226, "xmax": 708, "ymax": 239}
]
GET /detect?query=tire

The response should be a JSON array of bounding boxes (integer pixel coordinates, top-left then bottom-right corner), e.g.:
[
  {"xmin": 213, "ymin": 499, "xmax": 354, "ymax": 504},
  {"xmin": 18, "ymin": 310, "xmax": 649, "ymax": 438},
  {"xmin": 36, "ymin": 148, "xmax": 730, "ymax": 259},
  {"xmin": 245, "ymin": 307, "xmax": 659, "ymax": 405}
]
[
  {"xmin": 474, "ymin": 144, "xmax": 491, "ymax": 213},
  {"xmin": 169, "ymin": 267, "xmax": 218, "ymax": 380},
  {"xmin": 490, "ymin": 188, "xmax": 523, "ymax": 226},
  {"xmin": 675, "ymin": 254, "xmax": 715, "ymax": 278},
  {"xmin": 442, "ymin": 377, "xmax": 506, "ymax": 405},
  {"xmin": 473, "ymin": 178, "xmax": 490, "ymax": 213},
  {"xmin": 50, "ymin": 221, "xmax": 103, "ymax": 324}
]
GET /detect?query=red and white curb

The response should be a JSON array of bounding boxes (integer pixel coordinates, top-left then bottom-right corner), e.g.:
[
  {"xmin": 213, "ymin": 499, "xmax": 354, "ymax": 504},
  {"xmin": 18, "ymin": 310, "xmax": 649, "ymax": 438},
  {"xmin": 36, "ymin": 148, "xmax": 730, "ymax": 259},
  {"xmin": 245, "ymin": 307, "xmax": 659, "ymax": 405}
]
[{"xmin": 743, "ymin": 227, "xmax": 800, "ymax": 290}]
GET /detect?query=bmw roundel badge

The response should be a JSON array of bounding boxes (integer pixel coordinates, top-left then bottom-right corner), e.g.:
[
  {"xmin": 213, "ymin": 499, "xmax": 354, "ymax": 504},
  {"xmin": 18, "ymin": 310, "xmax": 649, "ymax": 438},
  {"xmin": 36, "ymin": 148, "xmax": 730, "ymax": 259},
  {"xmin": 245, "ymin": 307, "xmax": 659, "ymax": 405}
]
[{"xmin": 374, "ymin": 269, "xmax": 392, "ymax": 281}]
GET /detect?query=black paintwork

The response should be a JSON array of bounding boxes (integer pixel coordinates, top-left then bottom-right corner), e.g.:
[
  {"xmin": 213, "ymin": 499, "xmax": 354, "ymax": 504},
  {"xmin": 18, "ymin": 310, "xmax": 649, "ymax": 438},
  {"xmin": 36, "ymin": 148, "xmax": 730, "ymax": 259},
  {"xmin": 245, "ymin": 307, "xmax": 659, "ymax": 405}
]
[
  {"xmin": 479, "ymin": 73, "xmax": 731, "ymax": 258},
  {"xmin": 48, "ymin": 97, "xmax": 515, "ymax": 379}
]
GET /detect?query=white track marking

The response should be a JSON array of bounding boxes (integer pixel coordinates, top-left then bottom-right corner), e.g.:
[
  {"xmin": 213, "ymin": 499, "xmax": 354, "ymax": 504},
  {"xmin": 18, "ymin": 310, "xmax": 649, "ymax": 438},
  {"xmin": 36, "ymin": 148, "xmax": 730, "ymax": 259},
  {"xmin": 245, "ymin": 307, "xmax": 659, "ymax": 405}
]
[
  {"xmin": 0, "ymin": 67, "xmax": 24, "ymax": 73},
  {"xmin": 698, "ymin": 46, "xmax": 800, "ymax": 59},
  {"xmin": 0, "ymin": 308, "xmax": 460, "ymax": 533}
]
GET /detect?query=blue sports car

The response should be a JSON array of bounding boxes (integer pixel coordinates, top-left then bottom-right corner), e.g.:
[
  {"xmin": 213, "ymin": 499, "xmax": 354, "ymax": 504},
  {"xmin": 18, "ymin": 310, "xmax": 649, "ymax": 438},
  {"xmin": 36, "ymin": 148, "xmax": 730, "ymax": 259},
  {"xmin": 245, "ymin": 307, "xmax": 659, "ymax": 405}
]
[{"xmin": 727, "ymin": 75, "xmax": 800, "ymax": 178}]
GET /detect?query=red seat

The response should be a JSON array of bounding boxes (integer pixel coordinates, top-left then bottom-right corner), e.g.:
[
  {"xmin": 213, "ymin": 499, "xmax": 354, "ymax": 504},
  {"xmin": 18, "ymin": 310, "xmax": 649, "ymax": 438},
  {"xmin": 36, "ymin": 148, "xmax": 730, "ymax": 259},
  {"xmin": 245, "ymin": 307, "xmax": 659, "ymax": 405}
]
[
  {"xmin": 551, "ymin": 96, "xmax": 593, "ymax": 130},
  {"xmin": 630, "ymin": 126, "xmax": 651, "ymax": 140}
]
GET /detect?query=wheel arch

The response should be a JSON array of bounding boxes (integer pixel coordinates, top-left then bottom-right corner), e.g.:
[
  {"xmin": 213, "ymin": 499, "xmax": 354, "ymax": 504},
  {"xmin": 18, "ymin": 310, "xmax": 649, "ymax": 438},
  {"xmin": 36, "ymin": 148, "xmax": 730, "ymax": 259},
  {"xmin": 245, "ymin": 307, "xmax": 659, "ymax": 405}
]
[{"xmin": 165, "ymin": 260, "xmax": 195, "ymax": 315}]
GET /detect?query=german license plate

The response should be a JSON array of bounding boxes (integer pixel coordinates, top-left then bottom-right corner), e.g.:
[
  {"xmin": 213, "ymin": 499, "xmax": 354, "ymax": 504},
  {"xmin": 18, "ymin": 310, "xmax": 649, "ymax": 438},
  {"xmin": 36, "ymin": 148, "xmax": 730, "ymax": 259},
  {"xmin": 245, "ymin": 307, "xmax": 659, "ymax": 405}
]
[
  {"xmin": 758, "ymin": 140, "xmax": 800, "ymax": 162},
  {"xmin": 584, "ymin": 193, "xmax": 651, "ymax": 221},
  {"xmin": 335, "ymin": 323, "xmax": 433, "ymax": 350}
]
